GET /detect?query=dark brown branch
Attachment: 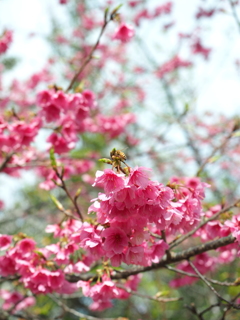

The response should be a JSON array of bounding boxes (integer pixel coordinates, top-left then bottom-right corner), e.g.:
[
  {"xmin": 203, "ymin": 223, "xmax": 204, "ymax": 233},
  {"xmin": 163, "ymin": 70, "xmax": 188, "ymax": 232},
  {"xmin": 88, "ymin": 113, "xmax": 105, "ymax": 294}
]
[
  {"xmin": 0, "ymin": 275, "xmax": 20, "ymax": 284},
  {"xmin": 184, "ymin": 303, "xmax": 205, "ymax": 320},
  {"xmin": 0, "ymin": 152, "xmax": 14, "ymax": 172},
  {"xmin": 67, "ymin": 234, "xmax": 236, "ymax": 282}
]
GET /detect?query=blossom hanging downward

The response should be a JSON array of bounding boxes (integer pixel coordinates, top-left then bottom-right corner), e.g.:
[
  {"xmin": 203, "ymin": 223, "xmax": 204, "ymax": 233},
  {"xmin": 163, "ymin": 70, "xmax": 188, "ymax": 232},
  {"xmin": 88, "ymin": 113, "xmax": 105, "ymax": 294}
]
[{"xmin": 113, "ymin": 23, "xmax": 135, "ymax": 43}]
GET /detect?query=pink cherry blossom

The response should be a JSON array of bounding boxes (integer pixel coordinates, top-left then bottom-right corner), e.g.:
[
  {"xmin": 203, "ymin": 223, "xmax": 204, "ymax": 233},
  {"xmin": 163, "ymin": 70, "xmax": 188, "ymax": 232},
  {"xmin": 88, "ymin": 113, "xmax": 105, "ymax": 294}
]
[
  {"xmin": 0, "ymin": 30, "xmax": 13, "ymax": 54},
  {"xmin": 113, "ymin": 23, "xmax": 135, "ymax": 43},
  {"xmin": 16, "ymin": 238, "xmax": 36, "ymax": 257},
  {"xmin": 196, "ymin": 7, "xmax": 216, "ymax": 19},
  {"xmin": 153, "ymin": 2, "xmax": 172, "ymax": 18},
  {"xmin": 156, "ymin": 55, "xmax": 192, "ymax": 78},
  {"xmin": 191, "ymin": 38, "xmax": 211, "ymax": 60},
  {"xmin": 0, "ymin": 254, "xmax": 17, "ymax": 276},
  {"xmin": 102, "ymin": 226, "xmax": 128, "ymax": 254},
  {"xmin": 0, "ymin": 234, "xmax": 12, "ymax": 250},
  {"xmin": 93, "ymin": 169, "xmax": 125, "ymax": 194},
  {"xmin": 124, "ymin": 246, "xmax": 144, "ymax": 265},
  {"xmin": 47, "ymin": 132, "xmax": 76, "ymax": 154},
  {"xmin": 127, "ymin": 166, "xmax": 151, "ymax": 189}
]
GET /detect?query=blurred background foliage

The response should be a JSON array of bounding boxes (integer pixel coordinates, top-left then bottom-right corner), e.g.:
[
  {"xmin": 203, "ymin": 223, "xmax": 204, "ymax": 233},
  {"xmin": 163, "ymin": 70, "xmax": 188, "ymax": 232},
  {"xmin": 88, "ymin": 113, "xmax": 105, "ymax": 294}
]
[{"xmin": 1, "ymin": 0, "xmax": 240, "ymax": 319}]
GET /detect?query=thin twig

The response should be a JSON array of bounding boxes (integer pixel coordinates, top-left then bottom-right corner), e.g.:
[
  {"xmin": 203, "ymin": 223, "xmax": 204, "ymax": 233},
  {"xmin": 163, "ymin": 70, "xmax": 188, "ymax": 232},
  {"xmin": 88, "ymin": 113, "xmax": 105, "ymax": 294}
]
[
  {"xmin": 116, "ymin": 284, "xmax": 181, "ymax": 303},
  {"xmin": 54, "ymin": 168, "xmax": 84, "ymax": 221},
  {"xmin": 218, "ymin": 293, "xmax": 240, "ymax": 320},
  {"xmin": 66, "ymin": 11, "xmax": 112, "ymax": 92},
  {"xmin": 49, "ymin": 294, "xmax": 124, "ymax": 320},
  {"xmin": 184, "ymin": 303, "xmax": 205, "ymax": 320},
  {"xmin": 196, "ymin": 130, "xmax": 234, "ymax": 176},
  {"xmin": 199, "ymin": 303, "xmax": 221, "ymax": 317},
  {"xmin": 161, "ymin": 230, "xmax": 171, "ymax": 260},
  {"xmin": 59, "ymin": 207, "xmax": 82, "ymax": 222},
  {"xmin": 228, "ymin": 0, "xmax": 240, "ymax": 34},
  {"xmin": 0, "ymin": 152, "xmax": 14, "ymax": 172},
  {"xmin": 188, "ymin": 260, "xmax": 240, "ymax": 309},
  {"xmin": 165, "ymin": 265, "xmax": 239, "ymax": 287}
]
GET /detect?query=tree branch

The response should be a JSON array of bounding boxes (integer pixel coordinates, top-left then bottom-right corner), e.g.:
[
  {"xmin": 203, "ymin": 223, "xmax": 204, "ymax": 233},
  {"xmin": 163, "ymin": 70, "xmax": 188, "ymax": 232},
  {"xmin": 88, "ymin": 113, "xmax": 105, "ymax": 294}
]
[{"xmin": 67, "ymin": 234, "xmax": 236, "ymax": 282}]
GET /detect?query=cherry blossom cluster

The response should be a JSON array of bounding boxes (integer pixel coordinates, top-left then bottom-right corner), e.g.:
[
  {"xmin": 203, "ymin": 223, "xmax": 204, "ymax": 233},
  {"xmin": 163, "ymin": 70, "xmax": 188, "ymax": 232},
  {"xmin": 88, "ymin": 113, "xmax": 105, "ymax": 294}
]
[
  {"xmin": 0, "ymin": 116, "xmax": 41, "ymax": 153},
  {"xmin": 0, "ymin": 167, "xmax": 210, "ymax": 311},
  {"xmin": 1, "ymin": 0, "xmax": 240, "ymax": 316},
  {"xmin": 77, "ymin": 274, "xmax": 141, "ymax": 311},
  {"xmin": 156, "ymin": 55, "xmax": 192, "ymax": 79},
  {"xmin": 38, "ymin": 158, "xmax": 94, "ymax": 190},
  {"xmin": 1, "ymin": 165, "xmax": 238, "ymax": 312},
  {"xmin": 168, "ymin": 176, "xmax": 210, "ymax": 233},
  {"xmin": 87, "ymin": 167, "xmax": 209, "ymax": 266},
  {"xmin": 195, "ymin": 205, "xmax": 240, "ymax": 258},
  {"xmin": 0, "ymin": 68, "xmax": 53, "ymax": 109},
  {"xmin": 36, "ymin": 89, "xmax": 136, "ymax": 154},
  {"xmin": 0, "ymin": 219, "xmax": 140, "ymax": 311},
  {"xmin": 0, "ymin": 235, "xmax": 77, "ymax": 296},
  {"xmin": 133, "ymin": 2, "xmax": 172, "ymax": 26},
  {"xmin": 0, "ymin": 289, "xmax": 35, "ymax": 313},
  {"xmin": 170, "ymin": 210, "xmax": 240, "ymax": 288}
]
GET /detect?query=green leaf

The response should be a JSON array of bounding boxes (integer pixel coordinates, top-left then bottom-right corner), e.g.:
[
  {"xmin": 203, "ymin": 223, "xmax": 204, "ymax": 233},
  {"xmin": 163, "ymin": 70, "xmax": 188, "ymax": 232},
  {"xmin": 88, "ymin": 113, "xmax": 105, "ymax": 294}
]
[
  {"xmin": 104, "ymin": 6, "xmax": 110, "ymax": 21},
  {"xmin": 208, "ymin": 155, "xmax": 221, "ymax": 163},
  {"xmin": 50, "ymin": 195, "xmax": 64, "ymax": 211},
  {"xmin": 2, "ymin": 57, "xmax": 18, "ymax": 70},
  {"xmin": 49, "ymin": 148, "xmax": 57, "ymax": 168},
  {"xmin": 233, "ymin": 131, "xmax": 240, "ymax": 137},
  {"xmin": 111, "ymin": 4, "xmax": 123, "ymax": 16}
]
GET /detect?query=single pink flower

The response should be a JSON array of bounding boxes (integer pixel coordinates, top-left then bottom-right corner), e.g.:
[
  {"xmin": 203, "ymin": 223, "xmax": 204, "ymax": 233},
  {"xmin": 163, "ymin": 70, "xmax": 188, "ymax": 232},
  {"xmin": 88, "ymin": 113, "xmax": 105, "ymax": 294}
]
[
  {"xmin": 128, "ymin": 166, "xmax": 151, "ymax": 189},
  {"xmin": 113, "ymin": 23, "xmax": 135, "ymax": 43},
  {"xmin": 93, "ymin": 169, "xmax": 125, "ymax": 194},
  {"xmin": 102, "ymin": 226, "xmax": 128, "ymax": 254},
  {"xmin": 47, "ymin": 132, "xmax": 76, "ymax": 154},
  {"xmin": 0, "ymin": 30, "xmax": 13, "ymax": 54},
  {"xmin": 48, "ymin": 270, "xmax": 64, "ymax": 289},
  {"xmin": 0, "ymin": 234, "xmax": 12, "ymax": 250},
  {"xmin": 124, "ymin": 246, "xmax": 144, "ymax": 265},
  {"xmin": 0, "ymin": 254, "xmax": 17, "ymax": 276},
  {"xmin": 17, "ymin": 238, "xmax": 36, "ymax": 256}
]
